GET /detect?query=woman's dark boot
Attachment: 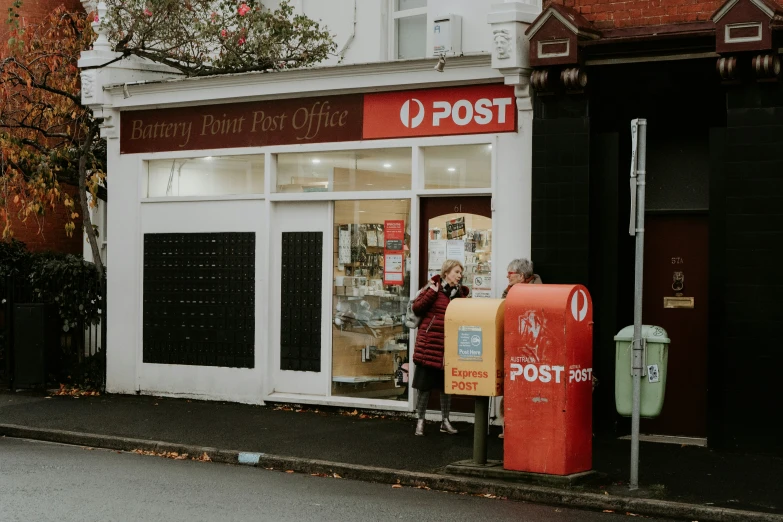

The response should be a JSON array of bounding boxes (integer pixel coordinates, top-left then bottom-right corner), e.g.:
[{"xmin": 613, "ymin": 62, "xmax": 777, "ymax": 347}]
[{"xmin": 440, "ymin": 419, "xmax": 458, "ymax": 435}]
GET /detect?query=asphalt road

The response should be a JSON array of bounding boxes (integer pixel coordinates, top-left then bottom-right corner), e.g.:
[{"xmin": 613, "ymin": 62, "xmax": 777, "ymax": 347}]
[{"xmin": 0, "ymin": 438, "xmax": 673, "ymax": 522}]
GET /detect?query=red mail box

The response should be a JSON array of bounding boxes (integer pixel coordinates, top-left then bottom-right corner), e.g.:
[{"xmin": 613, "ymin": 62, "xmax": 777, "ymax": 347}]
[{"xmin": 503, "ymin": 284, "xmax": 593, "ymax": 475}]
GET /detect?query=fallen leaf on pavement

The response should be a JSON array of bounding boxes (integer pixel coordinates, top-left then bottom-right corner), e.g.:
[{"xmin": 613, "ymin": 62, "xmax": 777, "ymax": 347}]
[
  {"xmin": 602, "ymin": 510, "xmax": 614, "ymax": 513},
  {"xmin": 392, "ymin": 485, "xmax": 402, "ymax": 489},
  {"xmin": 188, "ymin": 452, "xmax": 212, "ymax": 462},
  {"xmin": 333, "ymin": 473, "xmax": 342, "ymax": 479},
  {"xmin": 285, "ymin": 470, "xmax": 295, "ymax": 474},
  {"xmin": 50, "ymin": 384, "xmax": 101, "ymax": 397}
]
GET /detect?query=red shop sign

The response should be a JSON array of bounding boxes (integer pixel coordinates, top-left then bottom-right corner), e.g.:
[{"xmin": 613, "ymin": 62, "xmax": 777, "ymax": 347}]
[{"xmin": 362, "ymin": 84, "xmax": 516, "ymax": 140}]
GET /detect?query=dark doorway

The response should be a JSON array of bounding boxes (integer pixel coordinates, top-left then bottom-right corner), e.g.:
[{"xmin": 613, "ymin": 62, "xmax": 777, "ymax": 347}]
[{"xmin": 587, "ymin": 59, "xmax": 724, "ymax": 439}]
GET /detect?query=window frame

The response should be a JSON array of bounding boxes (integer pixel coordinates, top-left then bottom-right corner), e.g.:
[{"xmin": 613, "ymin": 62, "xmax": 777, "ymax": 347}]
[{"xmin": 389, "ymin": 1, "xmax": 428, "ymax": 60}]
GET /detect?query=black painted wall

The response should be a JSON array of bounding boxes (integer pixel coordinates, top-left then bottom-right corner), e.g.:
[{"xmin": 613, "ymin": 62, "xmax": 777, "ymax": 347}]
[
  {"xmin": 717, "ymin": 83, "xmax": 783, "ymax": 453},
  {"xmin": 532, "ymin": 97, "xmax": 591, "ymax": 286}
]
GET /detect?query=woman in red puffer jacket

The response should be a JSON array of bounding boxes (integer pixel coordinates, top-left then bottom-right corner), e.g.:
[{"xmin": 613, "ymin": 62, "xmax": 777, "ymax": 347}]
[{"xmin": 411, "ymin": 259, "xmax": 469, "ymax": 436}]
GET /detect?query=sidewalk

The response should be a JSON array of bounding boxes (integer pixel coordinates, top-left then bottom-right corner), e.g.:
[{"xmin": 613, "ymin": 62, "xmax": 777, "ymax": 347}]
[{"xmin": 1, "ymin": 389, "xmax": 781, "ymax": 521}]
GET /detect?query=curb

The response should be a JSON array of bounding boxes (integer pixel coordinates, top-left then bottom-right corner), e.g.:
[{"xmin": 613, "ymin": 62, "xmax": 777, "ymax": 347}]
[{"xmin": 1, "ymin": 424, "xmax": 780, "ymax": 522}]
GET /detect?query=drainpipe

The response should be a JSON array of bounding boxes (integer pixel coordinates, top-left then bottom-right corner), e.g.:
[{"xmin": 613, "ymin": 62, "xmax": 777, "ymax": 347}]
[{"xmin": 338, "ymin": 0, "xmax": 357, "ymax": 61}]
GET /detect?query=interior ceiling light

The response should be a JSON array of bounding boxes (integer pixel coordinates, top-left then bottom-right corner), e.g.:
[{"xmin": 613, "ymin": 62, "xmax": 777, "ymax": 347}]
[
  {"xmin": 383, "ymin": 163, "xmax": 392, "ymax": 168},
  {"xmin": 312, "ymin": 158, "xmax": 321, "ymax": 164},
  {"xmin": 447, "ymin": 167, "xmax": 456, "ymax": 172}
]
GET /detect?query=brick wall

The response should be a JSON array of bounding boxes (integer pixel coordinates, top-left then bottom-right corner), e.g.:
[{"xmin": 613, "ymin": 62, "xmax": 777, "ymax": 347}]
[
  {"xmin": 7, "ymin": 184, "xmax": 85, "ymax": 255},
  {"xmin": 550, "ymin": 0, "xmax": 724, "ymax": 29},
  {"xmin": 1, "ymin": 1, "xmax": 86, "ymax": 256},
  {"xmin": 0, "ymin": 0, "xmax": 83, "ymax": 23}
]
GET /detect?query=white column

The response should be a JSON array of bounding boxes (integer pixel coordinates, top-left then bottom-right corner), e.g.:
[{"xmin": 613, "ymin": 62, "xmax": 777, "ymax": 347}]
[
  {"xmin": 105, "ymin": 135, "xmax": 141, "ymax": 394},
  {"xmin": 492, "ymin": 85, "xmax": 534, "ymax": 296},
  {"xmin": 488, "ymin": 1, "xmax": 538, "ymax": 295}
]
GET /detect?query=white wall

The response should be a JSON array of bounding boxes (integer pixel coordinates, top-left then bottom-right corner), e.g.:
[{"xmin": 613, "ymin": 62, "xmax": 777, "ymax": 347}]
[
  {"xmin": 136, "ymin": 200, "xmax": 268, "ymax": 404},
  {"xmin": 300, "ymin": 0, "xmax": 385, "ymax": 65},
  {"xmin": 295, "ymin": 0, "xmax": 505, "ymax": 66}
]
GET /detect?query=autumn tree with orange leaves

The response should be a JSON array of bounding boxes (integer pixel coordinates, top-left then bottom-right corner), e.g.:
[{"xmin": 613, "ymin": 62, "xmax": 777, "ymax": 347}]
[
  {"xmin": 0, "ymin": 2, "xmax": 106, "ymax": 277},
  {"xmin": 0, "ymin": 0, "xmax": 336, "ymax": 281}
]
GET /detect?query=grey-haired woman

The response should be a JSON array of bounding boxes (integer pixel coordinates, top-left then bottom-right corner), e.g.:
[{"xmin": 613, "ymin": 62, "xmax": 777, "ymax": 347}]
[{"xmin": 502, "ymin": 258, "xmax": 542, "ymax": 298}]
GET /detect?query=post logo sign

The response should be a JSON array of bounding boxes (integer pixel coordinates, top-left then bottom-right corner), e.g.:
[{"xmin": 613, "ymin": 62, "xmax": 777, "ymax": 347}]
[
  {"xmin": 457, "ymin": 325, "xmax": 483, "ymax": 361},
  {"xmin": 363, "ymin": 84, "xmax": 516, "ymax": 139},
  {"xmin": 571, "ymin": 289, "xmax": 589, "ymax": 322}
]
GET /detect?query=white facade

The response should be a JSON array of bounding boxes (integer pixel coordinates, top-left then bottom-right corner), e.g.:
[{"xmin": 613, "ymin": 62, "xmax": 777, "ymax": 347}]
[{"xmin": 80, "ymin": 0, "xmax": 540, "ymax": 411}]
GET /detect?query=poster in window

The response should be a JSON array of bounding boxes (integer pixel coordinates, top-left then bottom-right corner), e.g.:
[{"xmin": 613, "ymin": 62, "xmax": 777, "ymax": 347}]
[
  {"xmin": 446, "ymin": 240, "xmax": 465, "ymax": 264},
  {"xmin": 383, "ymin": 220, "xmax": 405, "ymax": 286},
  {"xmin": 338, "ymin": 226, "xmax": 352, "ymax": 265},
  {"xmin": 446, "ymin": 217, "xmax": 466, "ymax": 239},
  {"xmin": 428, "ymin": 240, "xmax": 447, "ymax": 270}
]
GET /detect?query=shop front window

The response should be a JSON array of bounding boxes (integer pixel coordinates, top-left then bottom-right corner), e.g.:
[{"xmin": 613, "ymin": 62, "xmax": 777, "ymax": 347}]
[
  {"xmin": 276, "ymin": 148, "xmax": 412, "ymax": 193},
  {"xmin": 331, "ymin": 199, "xmax": 411, "ymax": 400},
  {"xmin": 423, "ymin": 144, "xmax": 492, "ymax": 189},
  {"xmin": 146, "ymin": 155, "xmax": 264, "ymax": 197}
]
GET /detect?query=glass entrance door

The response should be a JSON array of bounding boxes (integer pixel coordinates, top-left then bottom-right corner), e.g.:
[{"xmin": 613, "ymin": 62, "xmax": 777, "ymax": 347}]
[{"xmin": 418, "ymin": 196, "xmax": 492, "ymax": 415}]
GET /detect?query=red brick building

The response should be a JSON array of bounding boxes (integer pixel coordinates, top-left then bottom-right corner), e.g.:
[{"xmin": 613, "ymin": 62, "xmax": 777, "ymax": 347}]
[
  {"xmin": 527, "ymin": 0, "xmax": 783, "ymax": 453},
  {"xmin": 554, "ymin": 0, "xmax": 724, "ymax": 28},
  {"xmin": 1, "ymin": 0, "xmax": 86, "ymax": 254}
]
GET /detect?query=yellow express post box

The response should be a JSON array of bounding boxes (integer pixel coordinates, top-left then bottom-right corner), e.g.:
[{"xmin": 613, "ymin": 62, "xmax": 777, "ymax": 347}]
[{"xmin": 444, "ymin": 299, "xmax": 505, "ymax": 396}]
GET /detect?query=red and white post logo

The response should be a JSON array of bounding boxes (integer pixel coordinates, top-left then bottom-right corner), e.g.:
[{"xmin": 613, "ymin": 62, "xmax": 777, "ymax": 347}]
[
  {"xmin": 364, "ymin": 85, "xmax": 516, "ymax": 139},
  {"xmin": 400, "ymin": 99, "xmax": 426, "ymax": 128}
]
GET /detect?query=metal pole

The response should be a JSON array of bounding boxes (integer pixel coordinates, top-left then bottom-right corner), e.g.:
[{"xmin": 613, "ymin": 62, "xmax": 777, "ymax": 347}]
[
  {"xmin": 473, "ymin": 396, "xmax": 489, "ymax": 465},
  {"xmin": 630, "ymin": 119, "xmax": 647, "ymax": 490}
]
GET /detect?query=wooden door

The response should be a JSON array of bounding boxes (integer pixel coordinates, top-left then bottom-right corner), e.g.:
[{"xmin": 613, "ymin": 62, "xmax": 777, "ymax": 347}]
[{"xmin": 640, "ymin": 214, "xmax": 709, "ymax": 437}]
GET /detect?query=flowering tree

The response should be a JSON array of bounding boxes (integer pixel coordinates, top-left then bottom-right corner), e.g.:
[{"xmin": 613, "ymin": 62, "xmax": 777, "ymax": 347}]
[
  {"xmin": 0, "ymin": 4, "xmax": 106, "ymax": 277},
  {"xmin": 1, "ymin": 0, "xmax": 336, "ymax": 277},
  {"xmin": 102, "ymin": 0, "xmax": 337, "ymax": 76}
]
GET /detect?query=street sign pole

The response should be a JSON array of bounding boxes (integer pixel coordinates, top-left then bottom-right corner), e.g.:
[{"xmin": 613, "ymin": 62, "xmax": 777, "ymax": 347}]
[{"xmin": 629, "ymin": 118, "xmax": 647, "ymax": 490}]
